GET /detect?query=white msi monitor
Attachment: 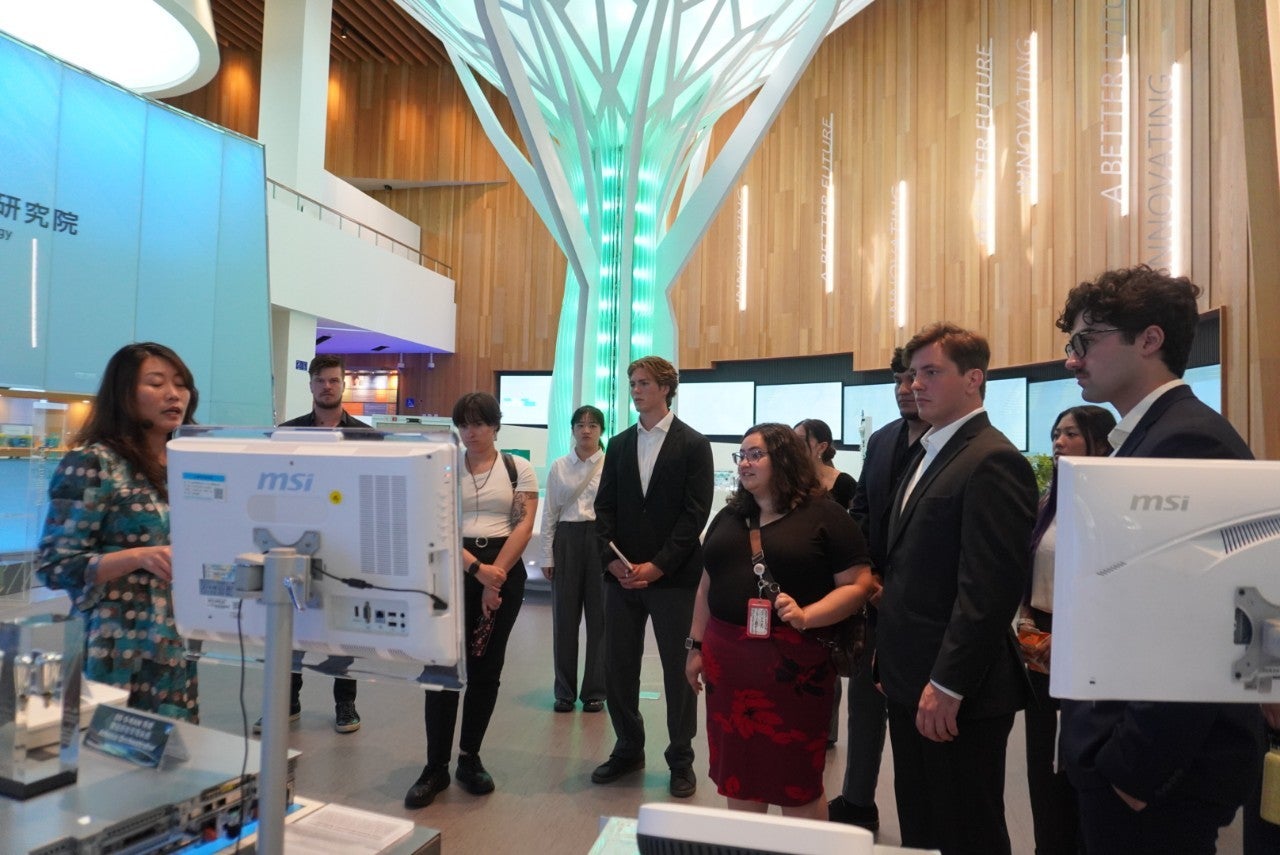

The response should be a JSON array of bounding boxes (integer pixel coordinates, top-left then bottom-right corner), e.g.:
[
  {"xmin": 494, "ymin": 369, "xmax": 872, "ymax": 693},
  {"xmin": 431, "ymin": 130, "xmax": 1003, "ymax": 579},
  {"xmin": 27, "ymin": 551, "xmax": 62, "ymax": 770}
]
[
  {"xmin": 1051, "ymin": 457, "xmax": 1280, "ymax": 703},
  {"xmin": 635, "ymin": 803, "xmax": 876, "ymax": 855},
  {"xmin": 167, "ymin": 427, "xmax": 465, "ymax": 689}
]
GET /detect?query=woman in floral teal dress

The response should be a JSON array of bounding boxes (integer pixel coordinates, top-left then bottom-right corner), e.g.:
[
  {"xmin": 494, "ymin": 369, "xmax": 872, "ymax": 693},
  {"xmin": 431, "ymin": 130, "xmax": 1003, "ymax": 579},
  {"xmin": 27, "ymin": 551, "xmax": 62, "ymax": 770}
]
[{"xmin": 38, "ymin": 342, "xmax": 201, "ymax": 722}]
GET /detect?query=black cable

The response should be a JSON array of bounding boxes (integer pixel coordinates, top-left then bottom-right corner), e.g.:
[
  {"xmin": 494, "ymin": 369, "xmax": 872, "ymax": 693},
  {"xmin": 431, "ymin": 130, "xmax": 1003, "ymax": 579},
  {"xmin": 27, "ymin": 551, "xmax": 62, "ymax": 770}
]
[
  {"xmin": 312, "ymin": 563, "xmax": 448, "ymax": 610},
  {"xmin": 235, "ymin": 599, "xmax": 248, "ymax": 854}
]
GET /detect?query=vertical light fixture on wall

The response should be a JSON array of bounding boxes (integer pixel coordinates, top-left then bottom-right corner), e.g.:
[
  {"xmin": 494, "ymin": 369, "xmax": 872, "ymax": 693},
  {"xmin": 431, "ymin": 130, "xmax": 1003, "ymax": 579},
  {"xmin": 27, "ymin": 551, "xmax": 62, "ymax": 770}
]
[
  {"xmin": 1028, "ymin": 31, "xmax": 1038, "ymax": 206},
  {"xmin": 737, "ymin": 185, "xmax": 750, "ymax": 312},
  {"xmin": 985, "ymin": 118, "xmax": 997, "ymax": 256},
  {"xmin": 1170, "ymin": 61, "xmax": 1184, "ymax": 276},
  {"xmin": 30, "ymin": 238, "xmax": 39, "ymax": 348},
  {"xmin": 822, "ymin": 112, "xmax": 836, "ymax": 294},
  {"xmin": 895, "ymin": 179, "xmax": 908, "ymax": 329},
  {"xmin": 1120, "ymin": 36, "xmax": 1131, "ymax": 217}
]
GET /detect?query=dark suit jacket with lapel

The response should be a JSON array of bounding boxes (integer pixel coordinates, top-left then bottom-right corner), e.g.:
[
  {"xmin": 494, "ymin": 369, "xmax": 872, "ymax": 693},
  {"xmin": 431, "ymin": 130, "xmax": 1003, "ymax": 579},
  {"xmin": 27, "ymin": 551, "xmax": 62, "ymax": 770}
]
[
  {"xmin": 850, "ymin": 417, "xmax": 909, "ymax": 573},
  {"xmin": 876, "ymin": 411, "xmax": 1038, "ymax": 720},
  {"xmin": 1060, "ymin": 384, "xmax": 1265, "ymax": 807},
  {"xmin": 594, "ymin": 415, "xmax": 714, "ymax": 589}
]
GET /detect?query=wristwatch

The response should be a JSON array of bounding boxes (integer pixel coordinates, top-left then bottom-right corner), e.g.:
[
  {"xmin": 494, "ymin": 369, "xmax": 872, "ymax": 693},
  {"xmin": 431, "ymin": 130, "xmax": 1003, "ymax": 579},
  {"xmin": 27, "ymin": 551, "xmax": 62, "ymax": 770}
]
[
  {"xmin": 684, "ymin": 637, "xmax": 702, "ymax": 651},
  {"xmin": 466, "ymin": 560, "xmax": 481, "ymax": 576}
]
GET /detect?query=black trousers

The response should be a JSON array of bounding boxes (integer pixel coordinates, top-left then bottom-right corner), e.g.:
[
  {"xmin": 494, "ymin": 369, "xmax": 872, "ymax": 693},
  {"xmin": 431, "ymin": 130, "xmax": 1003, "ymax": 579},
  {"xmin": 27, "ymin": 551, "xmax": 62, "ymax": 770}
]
[
  {"xmin": 424, "ymin": 540, "xmax": 526, "ymax": 767},
  {"xmin": 840, "ymin": 618, "xmax": 887, "ymax": 805},
  {"xmin": 602, "ymin": 581, "xmax": 697, "ymax": 770},
  {"xmin": 887, "ymin": 699, "xmax": 1015, "ymax": 855},
  {"xmin": 1024, "ymin": 610, "xmax": 1081, "ymax": 855},
  {"xmin": 290, "ymin": 652, "xmax": 356, "ymax": 704},
  {"xmin": 1077, "ymin": 786, "xmax": 1237, "ymax": 855}
]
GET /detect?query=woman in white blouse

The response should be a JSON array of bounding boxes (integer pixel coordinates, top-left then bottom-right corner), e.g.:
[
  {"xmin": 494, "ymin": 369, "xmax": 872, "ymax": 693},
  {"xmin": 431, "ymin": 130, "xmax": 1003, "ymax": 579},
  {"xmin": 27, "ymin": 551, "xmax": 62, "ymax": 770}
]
[
  {"xmin": 404, "ymin": 392, "xmax": 539, "ymax": 809},
  {"xmin": 540, "ymin": 405, "xmax": 607, "ymax": 713}
]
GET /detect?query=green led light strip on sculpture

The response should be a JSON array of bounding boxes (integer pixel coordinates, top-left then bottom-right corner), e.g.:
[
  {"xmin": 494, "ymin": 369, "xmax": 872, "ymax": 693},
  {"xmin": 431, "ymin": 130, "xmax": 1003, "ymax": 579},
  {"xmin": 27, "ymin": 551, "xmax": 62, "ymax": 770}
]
[{"xmin": 397, "ymin": 0, "xmax": 873, "ymax": 456}]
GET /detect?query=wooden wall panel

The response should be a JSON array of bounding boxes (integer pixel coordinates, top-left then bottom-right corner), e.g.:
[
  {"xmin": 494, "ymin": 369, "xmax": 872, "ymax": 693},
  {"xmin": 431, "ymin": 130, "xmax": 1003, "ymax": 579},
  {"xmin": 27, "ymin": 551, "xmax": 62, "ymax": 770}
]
[
  {"xmin": 169, "ymin": 0, "xmax": 1274, "ymax": 450},
  {"xmin": 163, "ymin": 48, "xmax": 261, "ymax": 138}
]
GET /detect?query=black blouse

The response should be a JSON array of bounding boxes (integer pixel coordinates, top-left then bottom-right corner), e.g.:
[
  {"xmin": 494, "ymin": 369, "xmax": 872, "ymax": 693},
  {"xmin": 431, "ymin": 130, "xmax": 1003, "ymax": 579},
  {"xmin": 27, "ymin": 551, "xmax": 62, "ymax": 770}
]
[{"xmin": 702, "ymin": 498, "xmax": 870, "ymax": 627}]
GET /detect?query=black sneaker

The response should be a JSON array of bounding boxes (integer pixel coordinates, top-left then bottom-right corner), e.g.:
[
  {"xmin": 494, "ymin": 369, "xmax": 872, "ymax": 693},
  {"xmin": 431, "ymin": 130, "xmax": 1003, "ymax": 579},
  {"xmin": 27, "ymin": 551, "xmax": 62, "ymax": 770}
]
[
  {"xmin": 252, "ymin": 700, "xmax": 301, "ymax": 734},
  {"xmin": 454, "ymin": 753, "xmax": 495, "ymax": 795},
  {"xmin": 334, "ymin": 700, "xmax": 361, "ymax": 733},
  {"xmin": 827, "ymin": 795, "xmax": 880, "ymax": 832},
  {"xmin": 404, "ymin": 764, "xmax": 450, "ymax": 809}
]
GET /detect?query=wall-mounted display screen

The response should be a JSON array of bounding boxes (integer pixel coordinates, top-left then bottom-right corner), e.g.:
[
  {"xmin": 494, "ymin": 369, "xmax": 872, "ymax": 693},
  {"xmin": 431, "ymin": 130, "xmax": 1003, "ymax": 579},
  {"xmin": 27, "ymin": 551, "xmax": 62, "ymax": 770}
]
[
  {"xmin": 755, "ymin": 382, "xmax": 842, "ymax": 440},
  {"xmin": 842, "ymin": 383, "xmax": 900, "ymax": 446},
  {"xmin": 677, "ymin": 381, "xmax": 755, "ymax": 438},
  {"xmin": 498, "ymin": 373, "xmax": 552, "ymax": 426},
  {"xmin": 984, "ymin": 377, "xmax": 1029, "ymax": 451}
]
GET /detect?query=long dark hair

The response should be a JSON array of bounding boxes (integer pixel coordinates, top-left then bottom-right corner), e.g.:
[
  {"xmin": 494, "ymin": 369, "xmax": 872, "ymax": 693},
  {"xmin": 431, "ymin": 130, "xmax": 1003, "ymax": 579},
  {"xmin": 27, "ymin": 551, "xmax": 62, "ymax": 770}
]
[
  {"xmin": 1029, "ymin": 405, "xmax": 1117, "ymax": 555},
  {"xmin": 78, "ymin": 342, "xmax": 198, "ymax": 498},
  {"xmin": 725, "ymin": 423, "xmax": 820, "ymax": 519}
]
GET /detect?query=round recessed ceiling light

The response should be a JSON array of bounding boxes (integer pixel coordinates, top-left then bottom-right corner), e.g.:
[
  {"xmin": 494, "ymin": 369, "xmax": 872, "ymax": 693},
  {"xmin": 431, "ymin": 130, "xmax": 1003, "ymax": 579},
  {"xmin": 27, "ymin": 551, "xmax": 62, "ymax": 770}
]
[{"xmin": 0, "ymin": 0, "xmax": 218, "ymax": 97}]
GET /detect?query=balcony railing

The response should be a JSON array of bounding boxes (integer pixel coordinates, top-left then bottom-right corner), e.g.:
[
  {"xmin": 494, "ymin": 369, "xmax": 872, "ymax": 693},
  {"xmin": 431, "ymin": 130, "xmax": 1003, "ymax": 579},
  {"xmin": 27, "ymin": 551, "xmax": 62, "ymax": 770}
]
[{"xmin": 267, "ymin": 180, "xmax": 453, "ymax": 277}]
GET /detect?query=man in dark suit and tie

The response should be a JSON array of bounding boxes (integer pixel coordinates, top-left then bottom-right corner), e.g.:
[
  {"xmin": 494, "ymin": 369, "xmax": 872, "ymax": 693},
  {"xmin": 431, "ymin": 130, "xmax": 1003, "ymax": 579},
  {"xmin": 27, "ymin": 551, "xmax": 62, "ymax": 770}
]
[
  {"xmin": 876, "ymin": 323, "xmax": 1038, "ymax": 854},
  {"xmin": 590, "ymin": 356, "xmax": 714, "ymax": 798},
  {"xmin": 829, "ymin": 347, "xmax": 929, "ymax": 831},
  {"xmin": 1055, "ymin": 265, "xmax": 1267, "ymax": 854}
]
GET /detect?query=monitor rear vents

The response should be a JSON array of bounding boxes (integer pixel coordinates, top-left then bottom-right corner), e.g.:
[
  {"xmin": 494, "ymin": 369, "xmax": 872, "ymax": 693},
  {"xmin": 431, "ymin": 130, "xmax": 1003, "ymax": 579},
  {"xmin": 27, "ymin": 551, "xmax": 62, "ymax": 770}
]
[
  {"xmin": 1220, "ymin": 515, "xmax": 1280, "ymax": 554},
  {"xmin": 359, "ymin": 473, "xmax": 409, "ymax": 578}
]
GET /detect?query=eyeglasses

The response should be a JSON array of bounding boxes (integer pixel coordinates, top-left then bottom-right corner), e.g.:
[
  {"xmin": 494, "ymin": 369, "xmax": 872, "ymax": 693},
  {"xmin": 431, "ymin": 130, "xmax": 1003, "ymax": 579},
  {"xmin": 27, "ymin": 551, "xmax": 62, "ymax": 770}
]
[
  {"xmin": 1064, "ymin": 328, "xmax": 1124, "ymax": 359},
  {"xmin": 731, "ymin": 449, "xmax": 769, "ymax": 465}
]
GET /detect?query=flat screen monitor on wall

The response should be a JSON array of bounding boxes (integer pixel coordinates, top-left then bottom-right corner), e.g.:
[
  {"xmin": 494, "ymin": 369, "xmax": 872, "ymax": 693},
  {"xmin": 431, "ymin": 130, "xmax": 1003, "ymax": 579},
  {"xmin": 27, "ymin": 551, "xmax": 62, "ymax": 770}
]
[
  {"xmin": 983, "ymin": 377, "xmax": 1029, "ymax": 451},
  {"xmin": 842, "ymin": 383, "xmax": 900, "ymax": 446},
  {"xmin": 167, "ymin": 427, "xmax": 465, "ymax": 689},
  {"xmin": 755, "ymin": 382, "xmax": 843, "ymax": 440},
  {"xmin": 497, "ymin": 373, "xmax": 552, "ymax": 427},
  {"xmin": 676, "ymin": 381, "xmax": 755, "ymax": 438}
]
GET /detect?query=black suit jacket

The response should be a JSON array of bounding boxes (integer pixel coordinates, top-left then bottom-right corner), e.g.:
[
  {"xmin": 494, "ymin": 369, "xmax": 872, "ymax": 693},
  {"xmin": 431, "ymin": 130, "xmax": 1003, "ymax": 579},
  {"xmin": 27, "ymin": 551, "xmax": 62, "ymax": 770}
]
[
  {"xmin": 1060, "ymin": 385, "xmax": 1265, "ymax": 807},
  {"xmin": 594, "ymin": 415, "xmax": 713, "ymax": 589},
  {"xmin": 850, "ymin": 417, "xmax": 911, "ymax": 573},
  {"xmin": 876, "ymin": 411, "xmax": 1038, "ymax": 719}
]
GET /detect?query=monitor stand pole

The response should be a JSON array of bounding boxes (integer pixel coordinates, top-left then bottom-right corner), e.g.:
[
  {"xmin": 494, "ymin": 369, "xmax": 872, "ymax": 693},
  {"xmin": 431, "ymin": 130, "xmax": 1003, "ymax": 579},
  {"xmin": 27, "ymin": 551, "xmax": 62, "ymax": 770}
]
[{"xmin": 258, "ymin": 547, "xmax": 309, "ymax": 855}]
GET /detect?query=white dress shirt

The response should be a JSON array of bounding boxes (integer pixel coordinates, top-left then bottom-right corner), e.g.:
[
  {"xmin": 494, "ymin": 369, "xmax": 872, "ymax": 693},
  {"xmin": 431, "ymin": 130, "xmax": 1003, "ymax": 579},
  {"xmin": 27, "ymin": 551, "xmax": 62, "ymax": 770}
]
[
  {"xmin": 540, "ymin": 449, "xmax": 604, "ymax": 568},
  {"xmin": 636, "ymin": 409, "xmax": 675, "ymax": 496}
]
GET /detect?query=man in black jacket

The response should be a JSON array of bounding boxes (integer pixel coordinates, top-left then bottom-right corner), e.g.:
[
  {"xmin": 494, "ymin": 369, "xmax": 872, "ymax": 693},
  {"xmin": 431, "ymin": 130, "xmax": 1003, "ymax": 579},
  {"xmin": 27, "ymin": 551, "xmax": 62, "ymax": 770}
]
[
  {"xmin": 1056, "ymin": 265, "xmax": 1266, "ymax": 854},
  {"xmin": 829, "ymin": 347, "xmax": 928, "ymax": 831},
  {"xmin": 590, "ymin": 356, "xmax": 713, "ymax": 799}
]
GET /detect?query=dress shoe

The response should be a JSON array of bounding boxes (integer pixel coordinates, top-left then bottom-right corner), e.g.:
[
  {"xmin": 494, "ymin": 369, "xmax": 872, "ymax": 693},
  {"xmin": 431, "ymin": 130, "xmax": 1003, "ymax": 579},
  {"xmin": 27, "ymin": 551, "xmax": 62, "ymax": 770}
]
[
  {"xmin": 554, "ymin": 699, "xmax": 574, "ymax": 712},
  {"xmin": 455, "ymin": 753, "xmax": 495, "ymax": 795},
  {"xmin": 827, "ymin": 795, "xmax": 880, "ymax": 831},
  {"xmin": 404, "ymin": 764, "xmax": 450, "ymax": 808},
  {"xmin": 582, "ymin": 699, "xmax": 605, "ymax": 713},
  {"xmin": 591, "ymin": 755, "xmax": 644, "ymax": 784},
  {"xmin": 669, "ymin": 767, "xmax": 697, "ymax": 798}
]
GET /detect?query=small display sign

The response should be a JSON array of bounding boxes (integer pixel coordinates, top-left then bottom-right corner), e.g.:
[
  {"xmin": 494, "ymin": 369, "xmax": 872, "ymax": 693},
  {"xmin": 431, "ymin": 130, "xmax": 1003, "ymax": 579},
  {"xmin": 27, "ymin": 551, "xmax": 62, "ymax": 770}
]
[{"xmin": 83, "ymin": 705, "xmax": 187, "ymax": 768}]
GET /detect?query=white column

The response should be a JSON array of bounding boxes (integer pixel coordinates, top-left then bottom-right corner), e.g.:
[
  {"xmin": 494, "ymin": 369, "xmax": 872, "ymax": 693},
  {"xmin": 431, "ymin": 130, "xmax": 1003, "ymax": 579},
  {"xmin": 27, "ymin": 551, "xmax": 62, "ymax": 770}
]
[
  {"xmin": 270, "ymin": 307, "xmax": 317, "ymax": 423},
  {"xmin": 257, "ymin": 0, "xmax": 333, "ymax": 189}
]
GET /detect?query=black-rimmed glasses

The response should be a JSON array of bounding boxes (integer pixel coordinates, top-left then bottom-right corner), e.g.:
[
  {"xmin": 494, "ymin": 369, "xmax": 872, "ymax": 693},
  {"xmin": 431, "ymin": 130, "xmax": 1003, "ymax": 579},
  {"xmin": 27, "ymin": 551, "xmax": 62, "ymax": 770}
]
[{"xmin": 1065, "ymin": 328, "xmax": 1124, "ymax": 359}]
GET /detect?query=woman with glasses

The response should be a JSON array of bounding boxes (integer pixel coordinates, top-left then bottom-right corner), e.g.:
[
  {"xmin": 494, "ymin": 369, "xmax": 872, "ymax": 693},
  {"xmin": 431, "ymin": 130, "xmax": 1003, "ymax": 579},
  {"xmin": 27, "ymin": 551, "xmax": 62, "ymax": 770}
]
[
  {"xmin": 404, "ymin": 392, "xmax": 539, "ymax": 809},
  {"xmin": 1019, "ymin": 404, "xmax": 1116, "ymax": 855},
  {"xmin": 539, "ymin": 405, "xmax": 607, "ymax": 714},
  {"xmin": 685, "ymin": 423, "xmax": 876, "ymax": 819}
]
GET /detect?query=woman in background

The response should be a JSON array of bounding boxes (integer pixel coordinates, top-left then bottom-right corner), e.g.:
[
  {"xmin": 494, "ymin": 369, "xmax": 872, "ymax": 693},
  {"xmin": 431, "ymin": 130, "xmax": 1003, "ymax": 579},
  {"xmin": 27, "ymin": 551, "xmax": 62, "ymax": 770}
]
[
  {"xmin": 405, "ymin": 392, "xmax": 538, "ymax": 809},
  {"xmin": 1020, "ymin": 404, "xmax": 1116, "ymax": 855},
  {"xmin": 686, "ymin": 423, "xmax": 875, "ymax": 819},
  {"xmin": 540, "ymin": 405, "xmax": 607, "ymax": 713},
  {"xmin": 38, "ymin": 342, "xmax": 200, "ymax": 721},
  {"xmin": 794, "ymin": 417, "xmax": 857, "ymax": 747},
  {"xmin": 794, "ymin": 418, "xmax": 856, "ymax": 509}
]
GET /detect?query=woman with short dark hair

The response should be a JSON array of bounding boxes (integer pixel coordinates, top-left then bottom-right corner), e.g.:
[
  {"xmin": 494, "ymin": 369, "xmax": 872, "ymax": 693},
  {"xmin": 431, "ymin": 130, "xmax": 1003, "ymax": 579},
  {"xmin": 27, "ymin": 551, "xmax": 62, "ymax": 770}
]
[
  {"xmin": 405, "ymin": 391, "xmax": 539, "ymax": 809},
  {"xmin": 38, "ymin": 342, "xmax": 201, "ymax": 721}
]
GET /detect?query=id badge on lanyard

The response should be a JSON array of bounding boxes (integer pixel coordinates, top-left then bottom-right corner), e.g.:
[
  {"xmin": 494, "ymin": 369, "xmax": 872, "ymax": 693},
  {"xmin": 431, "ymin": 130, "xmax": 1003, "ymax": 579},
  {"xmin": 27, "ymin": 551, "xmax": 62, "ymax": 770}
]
[{"xmin": 748, "ymin": 559, "xmax": 773, "ymax": 638}]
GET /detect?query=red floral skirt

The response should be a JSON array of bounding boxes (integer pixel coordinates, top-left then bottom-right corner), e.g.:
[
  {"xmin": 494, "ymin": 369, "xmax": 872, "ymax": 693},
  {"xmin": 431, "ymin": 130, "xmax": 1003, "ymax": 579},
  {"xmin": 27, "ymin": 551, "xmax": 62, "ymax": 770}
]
[{"xmin": 702, "ymin": 615, "xmax": 836, "ymax": 806}]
